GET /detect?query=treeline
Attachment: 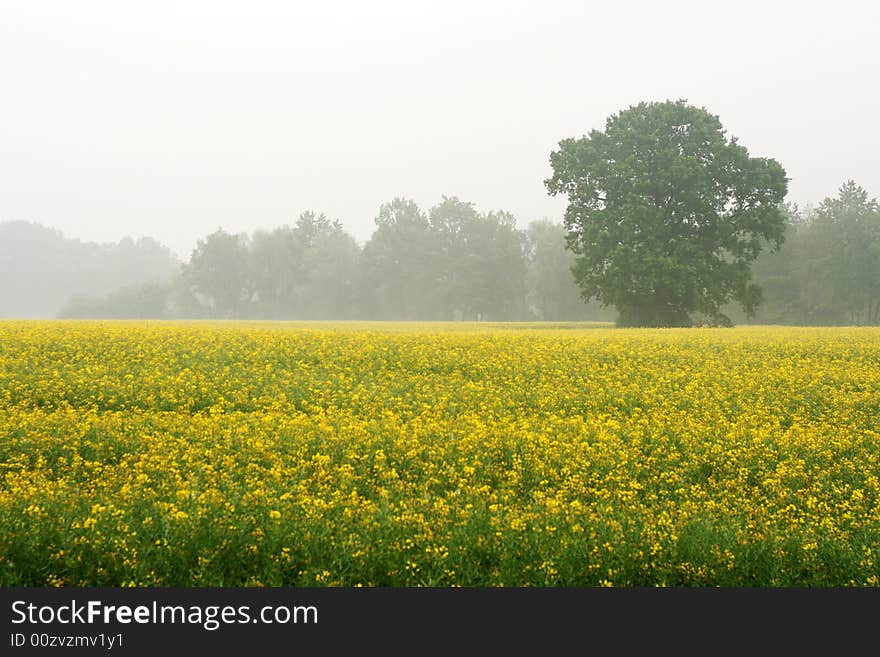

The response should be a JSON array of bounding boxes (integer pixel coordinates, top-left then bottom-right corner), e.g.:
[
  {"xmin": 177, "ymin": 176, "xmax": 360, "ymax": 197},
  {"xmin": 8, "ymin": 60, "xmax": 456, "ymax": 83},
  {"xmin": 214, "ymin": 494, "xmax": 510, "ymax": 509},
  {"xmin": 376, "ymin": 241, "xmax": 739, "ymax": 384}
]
[
  {"xmin": 59, "ymin": 197, "xmax": 612, "ymax": 322},
  {"xmin": 13, "ymin": 182, "xmax": 880, "ymax": 325},
  {"xmin": 0, "ymin": 221, "xmax": 179, "ymax": 318},
  {"xmin": 727, "ymin": 181, "xmax": 880, "ymax": 326}
]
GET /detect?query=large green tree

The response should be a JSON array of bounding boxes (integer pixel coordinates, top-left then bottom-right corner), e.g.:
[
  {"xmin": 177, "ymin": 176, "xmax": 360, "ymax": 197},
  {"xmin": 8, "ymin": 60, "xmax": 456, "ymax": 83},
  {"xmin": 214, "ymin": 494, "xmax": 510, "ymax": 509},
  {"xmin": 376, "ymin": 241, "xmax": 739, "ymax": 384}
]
[{"xmin": 546, "ymin": 100, "xmax": 789, "ymax": 327}]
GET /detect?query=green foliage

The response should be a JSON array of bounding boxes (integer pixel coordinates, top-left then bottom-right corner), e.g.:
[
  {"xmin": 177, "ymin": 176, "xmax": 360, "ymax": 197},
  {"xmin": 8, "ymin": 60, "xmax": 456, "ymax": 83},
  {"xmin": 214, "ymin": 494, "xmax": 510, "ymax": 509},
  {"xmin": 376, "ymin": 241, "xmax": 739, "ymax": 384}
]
[
  {"xmin": 249, "ymin": 226, "xmax": 304, "ymax": 319},
  {"xmin": 362, "ymin": 197, "xmax": 530, "ymax": 321},
  {"xmin": 181, "ymin": 230, "xmax": 253, "ymax": 319},
  {"xmin": 360, "ymin": 199, "xmax": 438, "ymax": 320},
  {"xmin": 732, "ymin": 182, "xmax": 880, "ymax": 326},
  {"xmin": 299, "ymin": 222, "xmax": 361, "ymax": 319},
  {"xmin": 59, "ymin": 282, "xmax": 172, "ymax": 319},
  {"xmin": 525, "ymin": 220, "xmax": 614, "ymax": 321},
  {"xmin": 428, "ymin": 197, "xmax": 527, "ymax": 320},
  {"xmin": 805, "ymin": 181, "xmax": 880, "ymax": 325},
  {"xmin": 546, "ymin": 99, "xmax": 789, "ymax": 327}
]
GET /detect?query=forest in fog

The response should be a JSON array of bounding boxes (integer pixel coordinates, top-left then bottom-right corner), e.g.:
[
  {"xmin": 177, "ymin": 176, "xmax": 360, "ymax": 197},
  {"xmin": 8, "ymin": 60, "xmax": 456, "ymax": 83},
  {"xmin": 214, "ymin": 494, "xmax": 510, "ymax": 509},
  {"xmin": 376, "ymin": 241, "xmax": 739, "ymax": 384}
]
[{"xmin": 1, "ymin": 181, "xmax": 878, "ymax": 326}]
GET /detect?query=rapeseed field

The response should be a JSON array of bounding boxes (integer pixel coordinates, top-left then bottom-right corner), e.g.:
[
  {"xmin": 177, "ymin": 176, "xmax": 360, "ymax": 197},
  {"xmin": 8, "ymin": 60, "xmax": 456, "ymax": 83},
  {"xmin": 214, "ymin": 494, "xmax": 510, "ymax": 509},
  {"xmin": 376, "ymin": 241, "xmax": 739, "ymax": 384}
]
[{"xmin": 1, "ymin": 321, "xmax": 878, "ymax": 586}]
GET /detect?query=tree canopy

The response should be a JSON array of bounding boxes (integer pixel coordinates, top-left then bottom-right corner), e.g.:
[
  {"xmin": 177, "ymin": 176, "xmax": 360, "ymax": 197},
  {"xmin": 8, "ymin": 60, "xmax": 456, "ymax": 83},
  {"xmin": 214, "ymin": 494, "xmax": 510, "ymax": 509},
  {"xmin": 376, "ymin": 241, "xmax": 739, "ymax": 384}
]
[
  {"xmin": 546, "ymin": 99, "xmax": 789, "ymax": 327},
  {"xmin": 739, "ymin": 181, "xmax": 880, "ymax": 326}
]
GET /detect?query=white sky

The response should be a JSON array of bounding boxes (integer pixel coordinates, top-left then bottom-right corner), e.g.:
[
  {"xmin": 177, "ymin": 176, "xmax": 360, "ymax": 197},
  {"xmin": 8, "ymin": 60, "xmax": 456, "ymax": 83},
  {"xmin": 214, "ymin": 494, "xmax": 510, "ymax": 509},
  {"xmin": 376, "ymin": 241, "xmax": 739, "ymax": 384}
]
[{"xmin": 1, "ymin": 0, "xmax": 878, "ymax": 260}]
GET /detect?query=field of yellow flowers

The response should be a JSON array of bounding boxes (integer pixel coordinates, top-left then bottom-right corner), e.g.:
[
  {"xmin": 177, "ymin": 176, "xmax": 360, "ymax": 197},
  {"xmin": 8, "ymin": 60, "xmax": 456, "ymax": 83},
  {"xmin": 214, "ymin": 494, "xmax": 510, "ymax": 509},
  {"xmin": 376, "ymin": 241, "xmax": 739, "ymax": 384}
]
[{"xmin": 1, "ymin": 320, "xmax": 879, "ymax": 586}]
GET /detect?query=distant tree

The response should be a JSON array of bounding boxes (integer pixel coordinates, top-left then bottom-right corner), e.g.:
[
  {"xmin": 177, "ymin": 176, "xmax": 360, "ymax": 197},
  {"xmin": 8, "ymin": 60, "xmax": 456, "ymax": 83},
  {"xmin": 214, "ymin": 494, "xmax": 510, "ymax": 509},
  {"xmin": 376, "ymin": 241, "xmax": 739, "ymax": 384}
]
[
  {"xmin": 300, "ymin": 222, "xmax": 362, "ymax": 319},
  {"xmin": 294, "ymin": 210, "xmax": 340, "ymax": 249},
  {"xmin": 546, "ymin": 99, "xmax": 789, "ymax": 327},
  {"xmin": 426, "ymin": 197, "xmax": 528, "ymax": 320},
  {"xmin": 463, "ymin": 209, "xmax": 527, "ymax": 320},
  {"xmin": 0, "ymin": 221, "xmax": 179, "ymax": 318},
  {"xmin": 803, "ymin": 181, "xmax": 880, "ymax": 325},
  {"xmin": 734, "ymin": 202, "xmax": 810, "ymax": 324},
  {"xmin": 249, "ymin": 226, "xmax": 304, "ymax": 318},
  {"xmin": 361, "ymin": 198, "xmax": 438, "ymax": 319},
  {"xmin": 181, "ymin": 229, "xmax": 252, "ymax": 318},
  {"xmin": 59, "ymin": 282, "xmax": 171, "ymax": 319},
  {"xmin": 428, "ymin": 196, "xmax": 483, "ymax": 319},
  {"xmin": 525, "ymin": 220, "xmax": 614, "ymax": 321},
  {"xmin": 167, "ymin": 272, "xmax": 207, "ymax": 319},
  {"xmin": 111, "ymin": 236, "xmax": 180, "ymax": 285}
]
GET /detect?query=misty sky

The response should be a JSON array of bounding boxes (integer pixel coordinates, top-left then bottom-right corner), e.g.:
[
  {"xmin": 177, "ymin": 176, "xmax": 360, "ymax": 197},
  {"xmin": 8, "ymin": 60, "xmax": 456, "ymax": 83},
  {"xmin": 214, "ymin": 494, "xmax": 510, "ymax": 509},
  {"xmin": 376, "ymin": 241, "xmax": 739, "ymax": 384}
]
[{"xmin": 1, "ymin": 0, "xmax": 878, "ymax": 260}]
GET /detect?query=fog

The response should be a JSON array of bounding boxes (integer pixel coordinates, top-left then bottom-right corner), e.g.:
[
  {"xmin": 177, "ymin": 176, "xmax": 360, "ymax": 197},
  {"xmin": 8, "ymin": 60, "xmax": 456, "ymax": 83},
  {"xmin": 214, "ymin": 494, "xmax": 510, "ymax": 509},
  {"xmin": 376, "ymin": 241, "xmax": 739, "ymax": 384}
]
[
  {"xmin": 1, "ymin": 1, "xmax": 879, "ymax": 323},
  {"xmin": 2, "ymin": 1, "xmax": 878, "ymax": 259}
]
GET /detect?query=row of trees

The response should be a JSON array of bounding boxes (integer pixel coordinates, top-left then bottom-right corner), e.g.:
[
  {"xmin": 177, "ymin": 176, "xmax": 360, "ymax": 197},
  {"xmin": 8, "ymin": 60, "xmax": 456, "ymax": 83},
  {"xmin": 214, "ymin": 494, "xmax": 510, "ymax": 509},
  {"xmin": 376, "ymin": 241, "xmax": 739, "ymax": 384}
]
[
  {"xmin": 60, "ymin": 198, "xmax": 612, "ymax": 322},
  {"xmin": 59, "ymin": 181, "xmax": 880, "ymax": 326},
  {"xmin": 0, "ymin": 222, "xmax": 178, "ymax": 318},
  {"xmin": 731, "ymin": 181, "xmax": 880, "ymax": 326},
  {"xmin": 17, "ymin": 100, "xmax": 880, "ymax": 326}
]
